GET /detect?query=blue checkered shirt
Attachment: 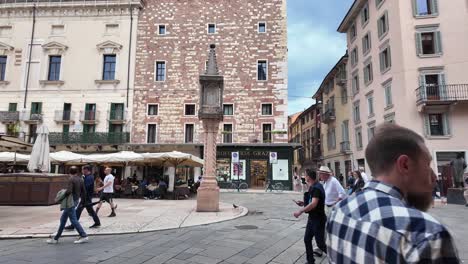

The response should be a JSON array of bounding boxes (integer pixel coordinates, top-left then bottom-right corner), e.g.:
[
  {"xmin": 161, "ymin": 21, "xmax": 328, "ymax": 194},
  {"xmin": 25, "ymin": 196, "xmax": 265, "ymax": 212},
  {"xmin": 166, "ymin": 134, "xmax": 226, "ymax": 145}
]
[{"xmin": 326, "ymin": 181, "xmax": 459, "ymax": 264}]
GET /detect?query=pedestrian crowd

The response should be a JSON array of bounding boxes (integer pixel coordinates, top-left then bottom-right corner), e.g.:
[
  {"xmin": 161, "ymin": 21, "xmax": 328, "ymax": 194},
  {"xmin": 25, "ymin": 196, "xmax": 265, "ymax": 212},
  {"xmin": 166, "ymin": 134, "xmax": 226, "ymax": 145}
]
[
  {"xmin": 294, "ymin": 124, "xmax": 460, "ymax": 264},
  {"xmin": 47, "ymin": 166, "xmax": 118, "ymax": 244}
]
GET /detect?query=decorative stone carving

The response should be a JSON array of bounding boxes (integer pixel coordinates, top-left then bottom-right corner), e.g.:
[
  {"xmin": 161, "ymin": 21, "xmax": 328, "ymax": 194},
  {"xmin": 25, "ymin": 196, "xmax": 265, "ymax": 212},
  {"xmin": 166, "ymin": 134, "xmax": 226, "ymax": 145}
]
[
  {"xmin": 96, "ymin": 40, "xmax": 122, "ymax": 54},
  {"xmin": 0, "ymin": 42, "xmax": 14, "ymax": 56},
  {"xmin": 42, "ymin": 41, "xmax": 68, "ymax": 55}
]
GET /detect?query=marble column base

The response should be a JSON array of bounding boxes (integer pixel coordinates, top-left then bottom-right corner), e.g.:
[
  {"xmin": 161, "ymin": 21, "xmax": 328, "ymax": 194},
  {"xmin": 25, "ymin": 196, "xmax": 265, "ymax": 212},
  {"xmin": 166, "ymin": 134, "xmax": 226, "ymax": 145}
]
[{"xmin": 196, "ymin": 185, "xmax": 220, "ymax": 212}]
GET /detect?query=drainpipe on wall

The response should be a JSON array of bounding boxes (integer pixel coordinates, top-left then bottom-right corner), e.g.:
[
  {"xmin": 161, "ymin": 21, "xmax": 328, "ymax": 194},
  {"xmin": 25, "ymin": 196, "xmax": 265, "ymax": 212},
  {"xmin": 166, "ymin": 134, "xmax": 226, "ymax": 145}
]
[
  {"xmin": 126, "ymin": 5, "xmax": 133, "ymax": 109},
  {"xmin": 23, "ymin": 4, "xmax": 36, "ymax": 109}
]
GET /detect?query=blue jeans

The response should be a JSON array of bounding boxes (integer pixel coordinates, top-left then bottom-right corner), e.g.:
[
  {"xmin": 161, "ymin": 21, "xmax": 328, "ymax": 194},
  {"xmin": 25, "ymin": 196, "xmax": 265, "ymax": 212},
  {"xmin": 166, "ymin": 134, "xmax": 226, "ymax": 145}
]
[{"xmin": 54, "ymin": 201, "xmax": 87, "ymax": 240}]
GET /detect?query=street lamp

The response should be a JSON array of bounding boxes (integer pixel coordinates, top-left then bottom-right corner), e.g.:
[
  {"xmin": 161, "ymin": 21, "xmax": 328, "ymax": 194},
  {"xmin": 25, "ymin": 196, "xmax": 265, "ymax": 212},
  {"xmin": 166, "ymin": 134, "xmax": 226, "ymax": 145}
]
[{"xmin": 196, "ymin": 44, "xmax": 224, "ymax": 212}]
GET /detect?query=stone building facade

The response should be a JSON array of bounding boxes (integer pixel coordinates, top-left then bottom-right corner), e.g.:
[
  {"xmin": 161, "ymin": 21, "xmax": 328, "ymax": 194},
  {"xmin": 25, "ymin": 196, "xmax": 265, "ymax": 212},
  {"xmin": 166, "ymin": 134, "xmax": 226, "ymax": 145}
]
[
  {"xmin": 131, "ymin": 0, "xmax": 292, "ymax": 189},
  {"xmin": 0, "ymin": 0, "xmax": 142, "ymax": 149},
  {"xmin": 132, "ymin": 0, "xmax": 288, "ymax": 145},
  {"xmin": 313, "ymin": 55, "xmax": 353, "ymax": 184}
]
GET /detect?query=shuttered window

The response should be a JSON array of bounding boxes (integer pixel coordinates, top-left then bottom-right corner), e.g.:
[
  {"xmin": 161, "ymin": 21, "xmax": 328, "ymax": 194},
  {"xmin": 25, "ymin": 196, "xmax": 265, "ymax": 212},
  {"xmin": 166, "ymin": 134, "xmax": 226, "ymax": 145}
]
[
  {"xmin": 424, "ymin": 113, "xmax": 450, "ymax": 136},
  {"xmin": 360, "ymin": 3, "xmax": 370, "ymax": 27},
  {"xmin": 379, "ymin": 46, "xmax": 391, "ymax": 73},
  {"xmin": 363, "ymin": 62, "xmax": 373, "ymax": 85},
  {"xmin": 377, "ymin": 11, "xmax": 389, "ymax": 39},
  {"xmin": 362, "ymin": 33, "xmax": 371, "ymax": 55},
  {"xmin": 412, "ymin": 0, "xmax": 439, "ymax": 17},
  {"xmin": 415, "ymin": 31, "xmax": 442, "ymax": 56}
]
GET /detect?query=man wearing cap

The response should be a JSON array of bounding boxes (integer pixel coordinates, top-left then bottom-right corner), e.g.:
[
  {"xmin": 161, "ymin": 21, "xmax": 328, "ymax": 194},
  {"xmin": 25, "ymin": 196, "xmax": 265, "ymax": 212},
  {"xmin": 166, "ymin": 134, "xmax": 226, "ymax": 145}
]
[{"xmin": 318, "ymin": 165, "xmax": 346, "ymax": 217}]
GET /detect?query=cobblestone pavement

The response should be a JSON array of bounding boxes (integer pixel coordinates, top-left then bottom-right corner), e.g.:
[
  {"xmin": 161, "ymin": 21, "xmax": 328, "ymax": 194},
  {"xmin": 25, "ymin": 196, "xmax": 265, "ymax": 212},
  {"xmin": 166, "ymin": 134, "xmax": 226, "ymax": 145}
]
[{"xmin": 0, "ymin": 193, "xmax": 466, "ymax": 264}]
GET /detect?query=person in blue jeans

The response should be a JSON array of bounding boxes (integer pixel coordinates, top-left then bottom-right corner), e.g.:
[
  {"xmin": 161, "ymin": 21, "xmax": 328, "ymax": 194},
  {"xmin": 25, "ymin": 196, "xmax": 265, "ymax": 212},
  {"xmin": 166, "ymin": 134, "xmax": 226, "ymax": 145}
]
[
  {"xmin": 65, "ymin": 165, "xmax": 101, "ymax": 230},
  {"xmin": 47, "ymin": 166, "xmax": 89, "ymax": 244}
]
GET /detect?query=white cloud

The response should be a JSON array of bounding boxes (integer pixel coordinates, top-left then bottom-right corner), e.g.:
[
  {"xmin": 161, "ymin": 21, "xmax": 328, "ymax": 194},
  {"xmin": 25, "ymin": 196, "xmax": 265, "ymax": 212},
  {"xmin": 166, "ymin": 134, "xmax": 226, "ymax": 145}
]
[{"xmin": 288, "ymin": 23, "xmax": 346, "ymax": 76}]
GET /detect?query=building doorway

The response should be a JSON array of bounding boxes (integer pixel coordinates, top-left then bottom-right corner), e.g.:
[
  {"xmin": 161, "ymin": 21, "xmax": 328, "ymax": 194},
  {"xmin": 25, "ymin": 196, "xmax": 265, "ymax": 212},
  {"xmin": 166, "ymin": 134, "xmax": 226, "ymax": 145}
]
[
  {"xmin": 250, "ymin": 160, "xmax": 267, "ymax": 189},
  {"xmin": 436, "ymin": 151, "xmax": 466, "ymax": 195}
]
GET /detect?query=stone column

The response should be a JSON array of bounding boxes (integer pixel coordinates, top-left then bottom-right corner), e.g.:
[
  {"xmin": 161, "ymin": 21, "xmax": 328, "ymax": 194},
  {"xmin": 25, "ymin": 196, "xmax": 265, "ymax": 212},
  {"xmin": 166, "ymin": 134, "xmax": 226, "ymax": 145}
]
[
  {"xmin": 167, "ymin": 166, "xmax": 176, "ymax": 192},
  {"xmin": 196, "ymin": 119, "xmax": 220, "ymax": 212},
  {"xmin": 194, "ymin": 167, "xmax": 201, "ymax": 180}
]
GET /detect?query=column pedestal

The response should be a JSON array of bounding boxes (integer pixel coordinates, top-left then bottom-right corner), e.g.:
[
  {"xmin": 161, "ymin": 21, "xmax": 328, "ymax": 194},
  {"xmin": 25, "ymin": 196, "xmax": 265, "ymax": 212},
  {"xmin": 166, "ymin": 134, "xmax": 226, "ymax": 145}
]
[{"xmin": 196, "ymin": 119, "xmax": 220, "ymax": 212}]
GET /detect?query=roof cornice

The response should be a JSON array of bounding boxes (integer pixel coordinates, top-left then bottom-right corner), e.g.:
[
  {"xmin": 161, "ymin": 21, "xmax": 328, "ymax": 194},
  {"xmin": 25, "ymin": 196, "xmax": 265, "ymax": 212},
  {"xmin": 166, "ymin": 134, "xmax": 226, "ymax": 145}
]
[{"xmin": 337, "ymin": 0, "xmax": 366, "ymax": 33}]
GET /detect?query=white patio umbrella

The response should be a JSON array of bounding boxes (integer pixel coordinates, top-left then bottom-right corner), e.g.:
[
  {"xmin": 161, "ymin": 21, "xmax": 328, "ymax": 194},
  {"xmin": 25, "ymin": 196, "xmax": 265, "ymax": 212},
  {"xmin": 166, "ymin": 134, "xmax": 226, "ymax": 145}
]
[
  {"xmin": 158, "ymin": 151, "xmax": 204, "ymax": 192},
  {"xmin": 81, "ymin": 151, "xmax": 144, "ymax": 163},
  {"xmin": 0, "ymin": 152, "xmax": 30, "ymax": 162},
  {"xmin": 27, "ymin": 125, "xmax": 50, "ymax": 173},
  {"xmin": 160, "ymin": 151, "xmax": 204, "ymax": 167},
  {"xmin": 49, "ymin": 151, "xmax": 85, "ymax": 164}
]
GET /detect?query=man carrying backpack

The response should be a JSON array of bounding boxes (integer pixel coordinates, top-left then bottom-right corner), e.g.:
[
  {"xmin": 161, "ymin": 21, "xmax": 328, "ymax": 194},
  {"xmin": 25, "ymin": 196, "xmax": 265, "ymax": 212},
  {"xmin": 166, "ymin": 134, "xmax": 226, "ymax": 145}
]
[{"xmin": 293, "ymin": 169, "xmax": 327, "ymax": 264}]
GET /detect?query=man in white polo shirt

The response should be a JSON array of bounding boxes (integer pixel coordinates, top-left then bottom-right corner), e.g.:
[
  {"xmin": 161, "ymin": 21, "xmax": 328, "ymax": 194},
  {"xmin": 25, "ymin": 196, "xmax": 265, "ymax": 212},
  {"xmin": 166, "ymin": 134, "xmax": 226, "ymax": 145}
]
[
  {"xmin": 318, "ymin": 166, "xmax": 347, "ymax": 217},
  {"xmin": 359, "ymin": 166, "xmax": 370, "ymax": 183},
  {"xmin": 96, "ymin": 167, "xmax": 118, "ymax": 217}
]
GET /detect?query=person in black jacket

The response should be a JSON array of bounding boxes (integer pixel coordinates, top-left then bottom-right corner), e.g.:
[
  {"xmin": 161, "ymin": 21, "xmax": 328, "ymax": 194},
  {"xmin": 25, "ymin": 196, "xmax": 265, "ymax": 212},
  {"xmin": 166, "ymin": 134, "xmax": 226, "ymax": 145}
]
[
  {"xmin": 65, "ymin": 165, "xmax": 101, "ymax": 230},
  {"xmin": 349, "ymin": 170, "xmax": 365, "ymax": 195},
  {"xmin": 293, "ymin": 169, "xmax": 327, "ymax": 264},
  {"xmin": 47, "ymin": 166, "xmax": 88, "ymax": 244}
]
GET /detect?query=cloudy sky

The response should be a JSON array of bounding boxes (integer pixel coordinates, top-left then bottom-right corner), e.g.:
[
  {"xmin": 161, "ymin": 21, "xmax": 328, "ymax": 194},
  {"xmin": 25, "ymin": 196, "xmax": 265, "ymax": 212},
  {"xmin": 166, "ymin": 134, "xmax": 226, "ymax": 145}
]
[{"xmin": 287, "ymin": 0, "xmax": 354, "ymax": 115}]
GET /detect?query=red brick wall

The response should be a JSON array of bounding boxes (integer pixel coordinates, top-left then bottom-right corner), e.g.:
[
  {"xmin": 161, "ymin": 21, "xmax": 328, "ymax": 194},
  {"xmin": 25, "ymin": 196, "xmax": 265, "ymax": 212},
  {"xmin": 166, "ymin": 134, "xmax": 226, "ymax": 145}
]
[{"xmin": 132, "ymin": 0, "xmax": 288, "ymax": 144}]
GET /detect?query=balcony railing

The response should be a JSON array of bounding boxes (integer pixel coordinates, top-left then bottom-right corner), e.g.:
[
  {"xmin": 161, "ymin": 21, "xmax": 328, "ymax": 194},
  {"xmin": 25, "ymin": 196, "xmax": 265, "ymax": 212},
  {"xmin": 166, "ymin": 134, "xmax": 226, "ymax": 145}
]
[
  {"xmin": 54, "ymin": 110, "xmax": 75, "ymax": 123},
  {"xmin": 79, "ymin": 110, "xmax": 100, "ymax": 124},
  {"xmin": 21, "ymin": 111, "xmax": 43, "ymax": 123},
  {"xmin": 322, "ymin": 108, "xmax": 336, "ymax": 123},
  {"xmin": 0, "ymin": 111, "xmax": 19, "ymax": 123},
  {"xmin": 340, "ymin": 141, "xmax": 351, "ymax": 154},
  {"xmin": 416, "ymin": 84, "xmax": 468, "ymax": 105},
  {"xmin": 49, "ymin": 132, "xmax": 130, "ymax": 145},
  {"xmin": 108, "ymin": 110, "xmax": 127, "ymax": 124}
]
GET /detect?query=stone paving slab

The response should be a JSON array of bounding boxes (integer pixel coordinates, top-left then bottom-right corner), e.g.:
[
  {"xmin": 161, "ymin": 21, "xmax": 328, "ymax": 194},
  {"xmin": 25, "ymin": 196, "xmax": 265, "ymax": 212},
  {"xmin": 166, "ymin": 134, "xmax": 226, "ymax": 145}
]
[{"xmin": 0, "ymin": 199, "xmax": 247, "ymax": 238}]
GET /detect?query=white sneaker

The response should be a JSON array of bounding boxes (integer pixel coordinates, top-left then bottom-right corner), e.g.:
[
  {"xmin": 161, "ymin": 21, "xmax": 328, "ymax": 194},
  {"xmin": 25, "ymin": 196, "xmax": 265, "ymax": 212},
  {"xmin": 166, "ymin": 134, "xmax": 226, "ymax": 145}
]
[
  {"xmin": 46, "ymin": 238, "xmax": 58, "ymax": 244},
  {"xmin": 74, "ymin": 236, "xmax": 89, "ymax": 244}
]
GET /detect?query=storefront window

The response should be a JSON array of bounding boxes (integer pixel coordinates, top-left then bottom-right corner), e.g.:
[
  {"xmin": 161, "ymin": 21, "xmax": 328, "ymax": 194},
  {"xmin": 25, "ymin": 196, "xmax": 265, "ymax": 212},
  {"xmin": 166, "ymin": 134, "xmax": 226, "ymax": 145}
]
[
  {"xmin": 216, "ymin": 159, "xmax": 231, "ymax": 182},
  {"xmin": 175, "ymin": 167, "xmax": 193, "ymax": 185}
]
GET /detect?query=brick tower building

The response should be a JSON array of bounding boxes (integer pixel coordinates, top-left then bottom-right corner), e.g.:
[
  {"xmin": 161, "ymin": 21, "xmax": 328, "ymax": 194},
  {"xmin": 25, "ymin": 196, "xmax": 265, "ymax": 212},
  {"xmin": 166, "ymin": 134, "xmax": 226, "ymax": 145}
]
[{"xmin": 131, "ymin": 0, "xmax": 297, "ymax": 189}]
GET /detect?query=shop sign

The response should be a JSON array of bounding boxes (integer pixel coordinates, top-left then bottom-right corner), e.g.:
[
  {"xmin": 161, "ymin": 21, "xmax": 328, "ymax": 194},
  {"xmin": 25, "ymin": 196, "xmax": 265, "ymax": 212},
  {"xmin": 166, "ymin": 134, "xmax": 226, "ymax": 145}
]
[
  {"xmin": 231, "ymin": 152, "xmax": 239, "ymax": 163},
  {"xmin": 269, "ymin": 152, "xmax": 278, "ymax": 164}
]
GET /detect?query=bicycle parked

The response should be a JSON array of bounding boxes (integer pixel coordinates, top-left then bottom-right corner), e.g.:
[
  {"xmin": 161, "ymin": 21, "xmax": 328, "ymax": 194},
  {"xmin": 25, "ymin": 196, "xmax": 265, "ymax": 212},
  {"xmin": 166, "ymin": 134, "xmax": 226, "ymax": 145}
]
[
  {"xmin": 265, "ymin": 180, "xmax": 284, "ymax": 192},
  {"xmin": 229, "ymin": 181, "xmax": 249, "ymax": 192}
]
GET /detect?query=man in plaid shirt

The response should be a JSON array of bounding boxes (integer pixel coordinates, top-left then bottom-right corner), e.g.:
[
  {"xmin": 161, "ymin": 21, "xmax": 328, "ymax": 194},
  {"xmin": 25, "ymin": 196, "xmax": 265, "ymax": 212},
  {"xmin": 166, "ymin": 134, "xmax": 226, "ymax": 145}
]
[{"xmin": 327, "ymin": 124, "xmax": 459, "ymax": 263}]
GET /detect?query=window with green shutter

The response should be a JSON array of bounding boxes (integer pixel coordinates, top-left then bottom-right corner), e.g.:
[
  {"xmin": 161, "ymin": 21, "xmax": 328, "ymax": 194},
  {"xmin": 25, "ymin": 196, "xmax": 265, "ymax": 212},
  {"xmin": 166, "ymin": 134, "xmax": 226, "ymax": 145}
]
[
  {"xmin": 384, "ymin": 84, "xmax": 393, "ymax": 107},
  {"xmin": 364, "ymin": 62, "xmax": 373, "ymax": 85},
  {"xmin": 31, "ymin": 102, "xmax": 42, "ymax": 114},
  {"xmin": 362, "ymin": 33, "xmax": 371, "ymax": 55},
  {"xmin": 379, "ymin": 46, "xmax": 391, "ymax": 73},
  {"xmin": 351, "ymin": 48, "xmax": 358, "ymax": 66},
  {"xmin": 426, "ymin": 113, "xmax": 449, "ymax": 136},
  {"xmin": 352, "ymin": 73, "xmax": 360, "ymax": 95},
  {"xmin": 412, "ymin": 0, "xmax": 438, "ymax": 17},
  {"xmin": 8, "ymin": 103, "xmax": 17, "ymax": 112},
  {"xmin": 360, "ymin": 2, "xmax": 370, "ymax": 27},
  {"xmin": 377, "ymin": 11, "xmax": 389, "ymax": 39},
  {"xmin": 415, "ymin": 30, "xmax": 442, "ymax": 56}
]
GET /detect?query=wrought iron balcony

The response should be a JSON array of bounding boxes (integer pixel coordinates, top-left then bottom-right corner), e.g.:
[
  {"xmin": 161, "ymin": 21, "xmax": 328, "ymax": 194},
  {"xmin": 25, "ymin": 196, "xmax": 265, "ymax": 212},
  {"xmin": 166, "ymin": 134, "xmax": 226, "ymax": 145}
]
[
  {"xmin": 54, "ymin": 110, "xmax": 75, "ymax": 124},
  {"xmin": 322, "ymin": 108, "xmax": 336, "ymax": 124},
  {"xmin": 79, "ymin": 110, "xmax": 100, "ymax": 124},
  {"xmin": 0, "ymin": 111, "xmax": 19, "ymax": 123},
  {"xmin": 21, "ymin": 111, "xmax": 42, "ymax": 123},
  {"xmin": 108, "ymin": 110, "xmax": 128, "ymax": 124},
  {"xmin": 416, "ymin": 84, "xmax": 468, "ymax": 105},
  {"xmin": 49, "ymin": 132, "xmax": 130, "ymax": 145},
  {"xmin": 340, "ymin": 141, "xmax": 352, "ymax": 154}
]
